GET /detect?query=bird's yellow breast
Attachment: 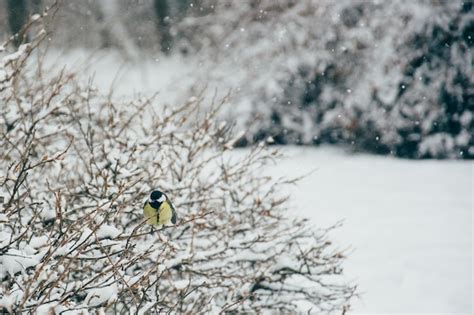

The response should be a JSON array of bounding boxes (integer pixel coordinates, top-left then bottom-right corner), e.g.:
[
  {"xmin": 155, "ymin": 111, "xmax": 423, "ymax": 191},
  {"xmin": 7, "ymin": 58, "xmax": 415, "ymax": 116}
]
[
  {"xmin": 143, "ymin": 201, "xmax": 174, "ymax": 226},
  {"xmin": 143, "ymin": 203, "xmax": 158, "ymax": 225}
]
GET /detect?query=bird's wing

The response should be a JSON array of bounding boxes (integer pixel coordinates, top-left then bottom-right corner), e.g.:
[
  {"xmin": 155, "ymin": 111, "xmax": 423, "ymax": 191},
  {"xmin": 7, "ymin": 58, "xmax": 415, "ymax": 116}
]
[{"xmin": 171, "ymin": 204, "xmax": 177, "ymax": 224}]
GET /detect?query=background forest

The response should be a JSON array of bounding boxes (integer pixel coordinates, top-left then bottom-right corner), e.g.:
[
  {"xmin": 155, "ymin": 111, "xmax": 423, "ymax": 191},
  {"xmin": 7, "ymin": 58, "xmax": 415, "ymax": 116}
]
[{"xmin": 2, "ymin": 0, "xmax": 472, "ymax": 159}]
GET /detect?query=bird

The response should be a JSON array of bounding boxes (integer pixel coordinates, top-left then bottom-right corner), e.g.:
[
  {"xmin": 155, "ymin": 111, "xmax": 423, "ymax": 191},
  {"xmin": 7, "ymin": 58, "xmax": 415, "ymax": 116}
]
[{"xmin": 143, "ymin": 190, "xmax": 177, "ymax": 226}]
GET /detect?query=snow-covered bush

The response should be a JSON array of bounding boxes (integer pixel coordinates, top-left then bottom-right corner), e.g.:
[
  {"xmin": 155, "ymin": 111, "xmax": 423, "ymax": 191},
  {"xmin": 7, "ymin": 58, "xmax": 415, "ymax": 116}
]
[
  {"xmin": 0, "ymin": 14, "xmax": 355, "ymax": 313},
  {"xmin": 177, "ymin": 0, "xmax": 473, "ymax": 159}
]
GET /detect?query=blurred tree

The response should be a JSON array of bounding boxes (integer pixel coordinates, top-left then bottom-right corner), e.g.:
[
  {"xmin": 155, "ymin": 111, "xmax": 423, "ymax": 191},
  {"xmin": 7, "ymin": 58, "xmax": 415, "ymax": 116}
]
[
  {"xmin": 176, "ymin": 0, "xmax": 190, "ymax": 18},
  {"xmin": 154, "ymin": 0, "xmax": 172, "ymax": 54},
  {"xmin": 31, "ymin": 0, "xmax": 42, "ymax": 14},
  {"xmin": 96, "ymin": 0, "xmax": 139, "ymax": 61},
  {"xmin": 7, "ymin": 0, "xmax": 28, "ymax": 47},
  {"xmin": 175, "ymin": 0, "xmax": 473, "ymax": 159}
]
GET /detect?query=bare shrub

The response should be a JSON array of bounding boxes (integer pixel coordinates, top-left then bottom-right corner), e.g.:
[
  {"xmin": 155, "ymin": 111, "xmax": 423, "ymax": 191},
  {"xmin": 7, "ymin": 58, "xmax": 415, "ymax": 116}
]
[{"xmin": 0, "ymin": 13, "xmax": 355, "ymax": 314}]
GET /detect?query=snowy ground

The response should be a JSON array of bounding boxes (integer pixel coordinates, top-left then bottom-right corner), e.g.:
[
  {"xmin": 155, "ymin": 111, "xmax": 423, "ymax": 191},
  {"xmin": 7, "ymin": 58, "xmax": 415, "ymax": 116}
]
[{"xmin": 269, "ymin": 146, "xmax": 473, "ymax": 314}]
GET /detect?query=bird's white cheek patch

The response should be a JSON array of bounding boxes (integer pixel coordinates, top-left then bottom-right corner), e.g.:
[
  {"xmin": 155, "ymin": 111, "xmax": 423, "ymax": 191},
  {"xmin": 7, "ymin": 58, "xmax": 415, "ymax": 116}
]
[{"xmin": 158, "ymin": 195, "xmax": 166, "ymax": 203}]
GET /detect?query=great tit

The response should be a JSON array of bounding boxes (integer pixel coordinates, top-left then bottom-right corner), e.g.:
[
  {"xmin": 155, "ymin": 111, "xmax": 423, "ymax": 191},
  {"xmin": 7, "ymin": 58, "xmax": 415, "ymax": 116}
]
[{"xmin": 143, "ymin": 190, "xmax": 177, "ymax": 226}]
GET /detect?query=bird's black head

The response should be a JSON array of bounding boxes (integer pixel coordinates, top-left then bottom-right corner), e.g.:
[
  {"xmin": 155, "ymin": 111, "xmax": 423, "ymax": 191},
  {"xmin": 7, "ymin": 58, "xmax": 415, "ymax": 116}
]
[
  {"xmin": 149, "ymin": 190, "xmax": 166, "ymax": 209},
  {"xmin": 150, "ymin": 190, "xmax": 163, "ymax": 201}
]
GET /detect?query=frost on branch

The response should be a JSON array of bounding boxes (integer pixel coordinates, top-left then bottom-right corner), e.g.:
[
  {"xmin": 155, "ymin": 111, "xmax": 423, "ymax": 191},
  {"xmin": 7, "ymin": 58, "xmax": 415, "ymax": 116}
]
[{"xmin": 0, "ymin": 24, "xmax": 355, "ymax": 314}]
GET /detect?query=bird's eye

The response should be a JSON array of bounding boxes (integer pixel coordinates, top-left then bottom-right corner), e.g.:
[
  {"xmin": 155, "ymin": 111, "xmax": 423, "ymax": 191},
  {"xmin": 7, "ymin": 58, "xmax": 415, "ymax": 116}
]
[{"xmin": 150, "ymin": 190, "xmax": 162, "ymax": 200}]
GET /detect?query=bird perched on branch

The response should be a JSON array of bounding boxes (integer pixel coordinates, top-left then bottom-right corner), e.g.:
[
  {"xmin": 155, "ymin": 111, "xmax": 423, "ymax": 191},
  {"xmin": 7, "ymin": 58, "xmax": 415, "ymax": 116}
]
[{"xmin": 143, "ymin": 190, "xmax": 177, "ymax": 226}]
